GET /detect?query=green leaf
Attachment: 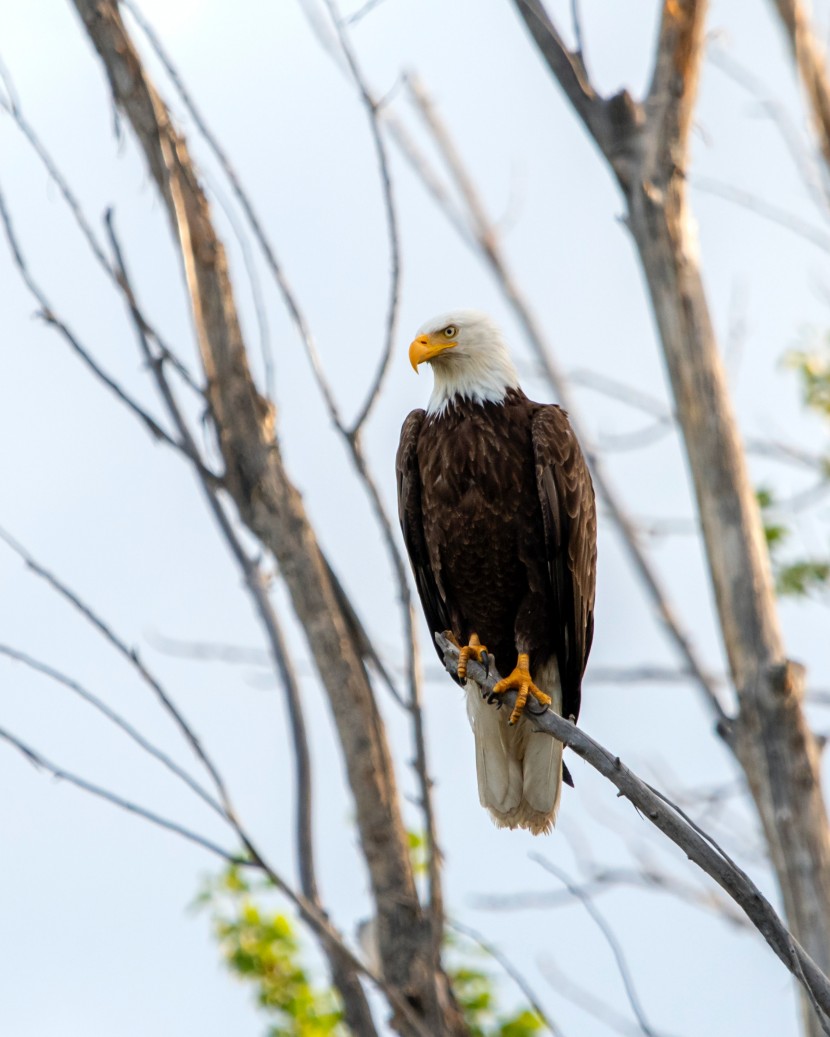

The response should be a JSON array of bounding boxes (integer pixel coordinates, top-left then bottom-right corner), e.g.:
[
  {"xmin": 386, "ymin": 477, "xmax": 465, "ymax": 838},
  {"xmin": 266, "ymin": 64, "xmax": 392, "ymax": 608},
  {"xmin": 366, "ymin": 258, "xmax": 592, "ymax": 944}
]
[
  {"xmin": 196, "ymin": 862, "xmax": 345, "ymax": 1036},
  {"xmin": 776, "ymin": 559, "xmax": 830, "ymax": 598}
]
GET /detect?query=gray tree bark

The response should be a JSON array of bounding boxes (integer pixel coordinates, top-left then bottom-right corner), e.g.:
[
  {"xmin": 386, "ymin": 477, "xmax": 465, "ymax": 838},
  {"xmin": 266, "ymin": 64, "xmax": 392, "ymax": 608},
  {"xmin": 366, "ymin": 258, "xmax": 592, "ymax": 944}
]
[
  {"xmin": 69, "ymin": 2, "xmax": 468, "ymax": 1034},
  {"xmin": 510, "ymin": 3, "xmax": 830, "ymax": 1034}
]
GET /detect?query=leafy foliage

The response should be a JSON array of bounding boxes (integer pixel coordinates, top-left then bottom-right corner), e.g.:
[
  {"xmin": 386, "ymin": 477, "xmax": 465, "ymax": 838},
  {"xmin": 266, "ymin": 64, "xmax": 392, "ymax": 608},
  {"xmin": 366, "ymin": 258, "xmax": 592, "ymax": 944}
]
[
  {"xmin": 446, "ymin": 952, "xmax": 544, "ymax": 1037},
  {"xmin": 755, "ymin": 340, "xmax": 830, "ymax": 599},
  {"xmin": 786, "ymin": 340, "xmax": 830, "ymax": 420},
  {"xmin": 757, "ymin": 486, "xmax": 830, "ymax": 599},
  {"xmin": 198, "ymin": 858, "xmax": 545, "ymax": 1037},
  {"xmin": 196, "ymin": 865, "xmax": 345, "ymax": 1037}
]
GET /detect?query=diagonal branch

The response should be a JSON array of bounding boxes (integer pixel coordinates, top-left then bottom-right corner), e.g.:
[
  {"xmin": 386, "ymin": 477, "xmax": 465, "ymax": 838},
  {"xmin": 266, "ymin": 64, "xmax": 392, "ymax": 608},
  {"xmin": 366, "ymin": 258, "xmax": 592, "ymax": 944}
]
[
  {"xmin": 529, "ymin": 856, "xmax": 667, "ymax": 1037},
  {"xmin": 69, "ymin": 4, "xmax": 464, "ymax": 1032},
  {"xmin": 321, "ymin": 0, "xmax": 402, "ymax": 436},
  {"xmin": 437, "ymin": 633, "xmax": 830, "ymax": 1030},
  {"xmin": 508, "ymin": 7, "xmax": 830, "ymax": 1033},
  {"xmin": 0, "ymin": 182, "xmax": 178, "ymax": 452},
  {"xmin": 447, "ymin": 919, "xmax": 563, "ymax": 1036},
  {"xmin": 0, "ymin": 644, "xmax": 226, "ymax": 820},
  {"xmin": 0, "ymin": 527, "xmax": 233, "ymax": 811},
  {"xmin": 0, "ymin": 726, "xmax": 241, "ymax": 862},
  {"xmin": 105, "ymin": 192, "xmax": 378, "ymax": 1037},
  {"xmin": 770, "ymin": 0, "xmax": 830, "ymax": 179}
]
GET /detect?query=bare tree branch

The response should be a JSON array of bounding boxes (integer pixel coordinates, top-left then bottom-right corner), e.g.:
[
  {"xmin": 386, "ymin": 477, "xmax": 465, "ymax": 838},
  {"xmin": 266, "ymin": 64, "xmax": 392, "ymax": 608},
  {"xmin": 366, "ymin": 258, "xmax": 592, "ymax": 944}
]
[
  {"xmin": 709, "ymin": 45, "xmax": 830, "ymax": 215},
  {"xmin": 68, "ymin": 4, "xmax": 465, "ymax": 1031},
  {"xmin": 540, "ymin": 956, "xmax": 654, "ymax": 1037},
  {"xmin": 321, "ymin": 0, "xmax": 402, "ymax": 436},
  {"xmin": 693, "ymin": 174, "xmax": 830, "ymax": 252},
  {"xmin": 0, "ymin": 63, "xmax": 203, "ymax": 396},
  {"xmin": 437, "ymin": 633, "xmax": 830, "ymax": 1029},
  {"xmin": 475, "ymin": 863, "xmax": 749, "ymax": 930},
  {"xmin": 0, "ymin": 644, "xmax": 226, "ymax": 819},
  {"xmin": 104, "ymin": 207, "xmax": 378, "ymax": 1035},
  {"xmin": 0, "ymin": 527, "xmax": 234, "ymax": 810},
  {"xmin": 506, "ymin": 7, "xmax": 830, "ymax": 1031},
  {"xmin": 0, "ymin": 726, "xmax": 241, "ymax": 862},
  {"xmin": 770, "ymin": 0, "xmax": 830, "ymax": 180},
  {"xmin": 0, "ymin": 183, "xmax": 179, "ymax": 451},
  {"xmin": 528, "ymin": 856, "xmax": 673, "ymax": 1037},
  {"xmin": 447, "ymin": 919, "xmax": 563, "ymax": 1036}
]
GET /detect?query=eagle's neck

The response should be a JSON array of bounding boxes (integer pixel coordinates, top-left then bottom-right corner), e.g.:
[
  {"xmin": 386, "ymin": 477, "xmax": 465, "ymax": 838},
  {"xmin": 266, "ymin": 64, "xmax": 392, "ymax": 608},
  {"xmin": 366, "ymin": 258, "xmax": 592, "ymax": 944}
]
[{"xmin": 426, "ymin": 352, "xmax": 521, "ymax": 416}]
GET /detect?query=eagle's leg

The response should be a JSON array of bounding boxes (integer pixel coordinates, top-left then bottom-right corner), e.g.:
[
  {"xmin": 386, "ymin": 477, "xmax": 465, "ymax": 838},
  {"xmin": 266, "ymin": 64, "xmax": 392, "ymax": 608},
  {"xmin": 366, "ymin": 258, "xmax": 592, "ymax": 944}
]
[
  {"xmin": 456, "ymin": 633, "xmax": 490, "ymax": 680},
  {"xmin": 490, "ymin": 653, "xmax": 551, "ymax": 726}
]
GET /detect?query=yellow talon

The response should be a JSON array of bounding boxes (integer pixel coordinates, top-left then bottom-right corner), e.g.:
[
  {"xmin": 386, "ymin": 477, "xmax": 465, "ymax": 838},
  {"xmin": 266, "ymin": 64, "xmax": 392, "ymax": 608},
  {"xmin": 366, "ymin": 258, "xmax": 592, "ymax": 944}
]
[
  {"xmin": 491, "ymin": 653, "xmax": 551, "ymax": 725},
  {"xmin": 457, "ymin": 633, "xmax": 489, "ymax": 680}
]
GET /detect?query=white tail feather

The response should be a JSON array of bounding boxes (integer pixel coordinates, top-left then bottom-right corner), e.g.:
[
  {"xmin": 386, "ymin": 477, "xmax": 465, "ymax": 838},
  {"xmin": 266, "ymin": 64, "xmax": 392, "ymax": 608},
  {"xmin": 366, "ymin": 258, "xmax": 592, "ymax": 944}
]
[{"xmin": 465, "ymin": 659, "xmax": 563, "ymax": 835}]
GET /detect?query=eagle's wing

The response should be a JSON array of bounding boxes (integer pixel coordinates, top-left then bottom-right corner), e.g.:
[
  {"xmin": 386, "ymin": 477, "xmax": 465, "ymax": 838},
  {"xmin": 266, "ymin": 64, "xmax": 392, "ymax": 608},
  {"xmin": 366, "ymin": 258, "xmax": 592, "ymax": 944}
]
[
  {"xmin": 396, "ymin": 409, "xmax": 454, "ymax": 671},
  {"xmin": 532, "ymin": 405, "xmax": 597, "ymax": 723}
]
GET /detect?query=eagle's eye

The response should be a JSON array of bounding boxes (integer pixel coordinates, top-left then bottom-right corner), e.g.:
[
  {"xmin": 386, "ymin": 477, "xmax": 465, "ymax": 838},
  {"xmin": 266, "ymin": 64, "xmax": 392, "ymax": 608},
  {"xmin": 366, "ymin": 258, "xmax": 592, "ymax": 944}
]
[{"xmin": 443, "ymin": 325, "xmax": 458, "ymax": 338}]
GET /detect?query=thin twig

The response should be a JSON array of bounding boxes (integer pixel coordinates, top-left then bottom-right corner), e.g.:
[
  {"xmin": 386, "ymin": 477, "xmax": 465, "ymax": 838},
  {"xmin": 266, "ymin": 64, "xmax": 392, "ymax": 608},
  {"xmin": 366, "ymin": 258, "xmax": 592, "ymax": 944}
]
[
  {"xmin": 0, "ymin": 527, "xmax": 233, "ymax": 812},
  {"xmin": 570, "ymin": 366, "xmax": 827, "ymax": 473},
  {"xmin": 0, "ymin": 644, "xmax": 227, "ymax": 820},
  {"xmin": 0, "ymin": 182, "xmax": 178, "ymax": 451},
  {"xmin": 710, "ymin": 40, "xmax": 830, "ymax": 213},
  {"xmin": 693, "ymin": 174, "xmax": 830, "ymax": 252},
  {"xmin": 0, "ymin": 63, "xmax": 202, "ymax": 394},
  {"xmin": 475, "ymin": 864, "xmax": 748, "ymax": 929},
  {"xmin": 120, "ymin": 0, "xmax": 324, "ymax": 414},
  {"xmin": 346, "ymin": 0, "xmax": 389, "ymax": 26},
  {"xmin": 448, "ymin": 919, "xmax": 563, "ymax": 1036},
  {"xmin": 0, "ymin": 726, "xmax": 240, "ymax": 862},
  {"xmin": 437, "ymin": 633, "xmax": 830, "ymax": 1026},
  {"xmin": 322, "ymin": 0, "xmax": 402, "ymax": 436},
  {"xmin": 539, "ymin": 956, "xmax": 650, "ymax": 1037},
  {"xmin": 529, "ymin": 856, "xmax": 671, "ymax": 1037}
]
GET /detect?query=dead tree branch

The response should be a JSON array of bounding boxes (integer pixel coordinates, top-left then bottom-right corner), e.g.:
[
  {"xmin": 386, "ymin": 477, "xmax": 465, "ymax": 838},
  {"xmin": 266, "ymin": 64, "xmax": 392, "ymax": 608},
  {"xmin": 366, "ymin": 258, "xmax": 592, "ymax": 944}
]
[
  {"xmin": 770, "ymin": 0, "xmax": 830, "ymax": 181},
  {"xmin": 447, "ymin": 919, "xmax": 563, "ymax": 1036},
  {"xmin": 529, "ymin": 856, "xmax": 668, "ymax": 1037},
  {"xmin": 105, "ymin": 210, "xmax": 377, "ymax": 1034},
  {"xmin": 68, "ymin": 3, "xmax": 464, "ymax": 1032},
  {"xmin": 0, "ymin": 643, "xmax": 225, "ymax": 819},
  {"xmin": 437, "ymin": 633, "xmax": 830, "ymax": 1030},
  {"xmin": 509, "ymin": 4, "xmax": 830, "ymax": 1032}
]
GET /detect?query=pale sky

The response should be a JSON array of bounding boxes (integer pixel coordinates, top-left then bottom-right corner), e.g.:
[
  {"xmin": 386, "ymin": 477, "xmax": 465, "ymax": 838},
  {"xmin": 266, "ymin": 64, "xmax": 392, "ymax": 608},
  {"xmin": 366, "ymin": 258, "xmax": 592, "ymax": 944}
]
[{"xmin": 2, "ymin": 1, "xmax": 829, "ymax": 1035}]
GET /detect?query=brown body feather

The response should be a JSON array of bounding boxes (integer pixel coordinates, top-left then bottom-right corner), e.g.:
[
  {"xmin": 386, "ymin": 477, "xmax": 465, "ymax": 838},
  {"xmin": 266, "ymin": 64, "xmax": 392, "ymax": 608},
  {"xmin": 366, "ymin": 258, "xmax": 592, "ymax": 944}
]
[
  {"xmin": 397, "ymin": 389, "xmax": 596, "ymax": 719},
  {"xmin": 397, "ymin": 389, "xmax": 596, "ymax": 832}
]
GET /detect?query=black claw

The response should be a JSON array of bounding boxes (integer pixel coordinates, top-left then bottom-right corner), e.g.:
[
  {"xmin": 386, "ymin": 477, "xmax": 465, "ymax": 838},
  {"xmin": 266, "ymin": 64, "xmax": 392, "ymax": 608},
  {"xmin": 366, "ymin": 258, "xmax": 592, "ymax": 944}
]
[{"xmin": 480, "ymin": 651, "xmax": 490, "ymax": 678}]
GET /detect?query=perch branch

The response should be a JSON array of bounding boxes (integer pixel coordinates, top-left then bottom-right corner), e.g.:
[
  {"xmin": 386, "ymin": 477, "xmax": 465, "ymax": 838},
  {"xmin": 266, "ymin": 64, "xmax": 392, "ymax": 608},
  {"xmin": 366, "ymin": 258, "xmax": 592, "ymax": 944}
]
[{"xmin": 437, "ymin": 633, "xmax": 830, "ymax": 1028}]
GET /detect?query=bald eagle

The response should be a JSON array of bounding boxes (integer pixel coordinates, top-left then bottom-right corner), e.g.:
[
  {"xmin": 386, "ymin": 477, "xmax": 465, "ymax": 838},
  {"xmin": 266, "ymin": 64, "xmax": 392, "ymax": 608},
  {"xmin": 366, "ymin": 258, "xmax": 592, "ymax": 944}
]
[{"xmin": 396, "ymin": 311, "xmax": 596, "ymax": 834}]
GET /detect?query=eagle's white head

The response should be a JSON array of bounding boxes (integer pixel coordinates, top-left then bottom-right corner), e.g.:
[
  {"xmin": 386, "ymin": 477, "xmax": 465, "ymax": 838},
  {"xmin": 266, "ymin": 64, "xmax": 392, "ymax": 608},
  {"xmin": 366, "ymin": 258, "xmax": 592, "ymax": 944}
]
[{"xmin": 408, "ymin": 309, "xmax": 521, "ymax": 416}]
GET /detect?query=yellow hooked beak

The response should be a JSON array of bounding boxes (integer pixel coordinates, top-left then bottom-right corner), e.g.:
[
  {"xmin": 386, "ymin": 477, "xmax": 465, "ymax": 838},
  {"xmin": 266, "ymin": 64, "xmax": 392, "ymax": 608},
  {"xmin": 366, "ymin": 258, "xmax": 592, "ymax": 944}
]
[{"xmin": 408, "ymin": 333, "xmax": 457, "ymax": 373}]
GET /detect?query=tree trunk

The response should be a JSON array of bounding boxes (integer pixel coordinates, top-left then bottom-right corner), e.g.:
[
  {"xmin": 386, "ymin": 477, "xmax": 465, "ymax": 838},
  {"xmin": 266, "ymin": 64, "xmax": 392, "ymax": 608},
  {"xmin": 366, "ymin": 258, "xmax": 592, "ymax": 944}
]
[
  {"xmin": 69, "ymin": 2, "xmax": 468, "ymax": 1033},
  {"xmin": 510, "ymin": 2, "xmax": 830, "ymax": 1032}
]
